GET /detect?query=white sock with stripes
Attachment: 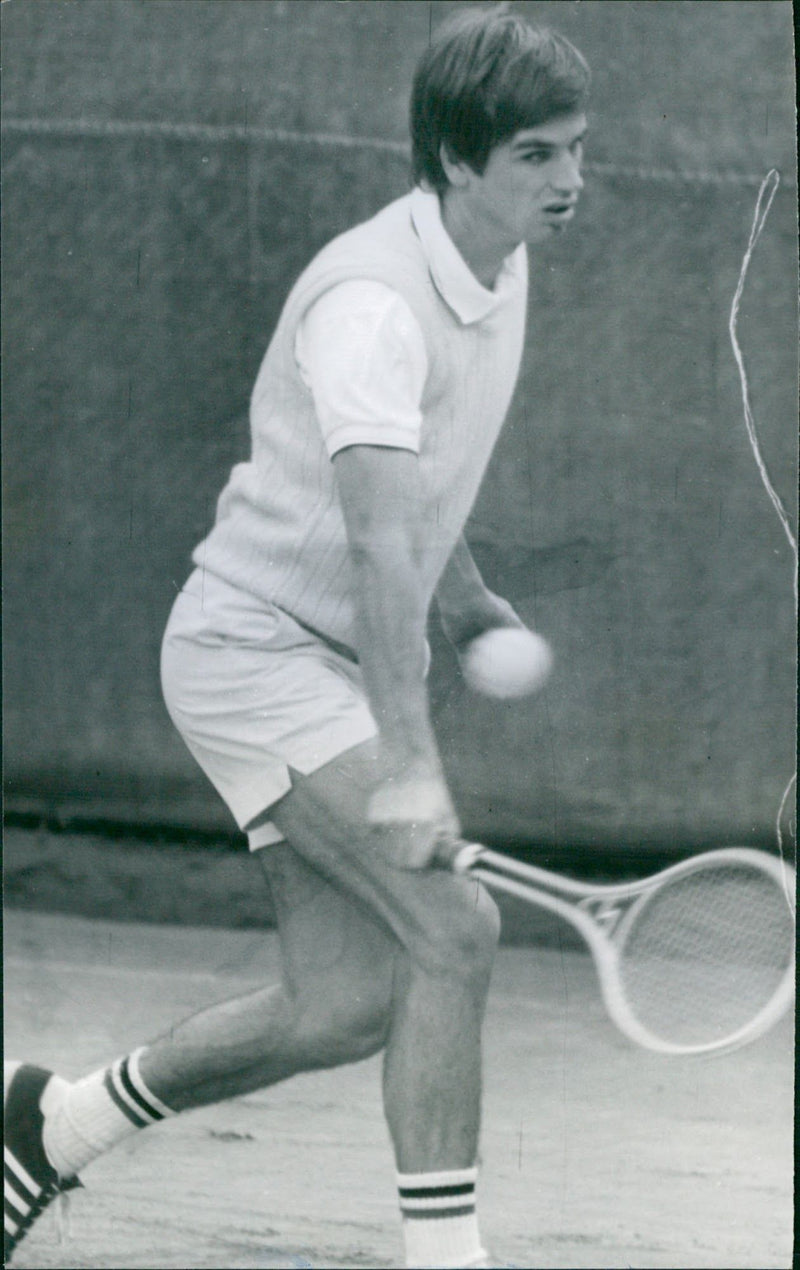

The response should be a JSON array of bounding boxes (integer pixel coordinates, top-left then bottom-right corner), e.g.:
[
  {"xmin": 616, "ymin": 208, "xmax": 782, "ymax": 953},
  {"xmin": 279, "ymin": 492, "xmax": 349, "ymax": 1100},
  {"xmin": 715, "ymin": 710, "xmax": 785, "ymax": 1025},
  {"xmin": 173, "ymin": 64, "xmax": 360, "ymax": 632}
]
[
  {"xmin": 397, "ymin": 1166, "xmax": 487, "ymax": 1269},
  {"xmin": 41, "ymin": 1048, "xmax": 174, "ymax": 1177}
]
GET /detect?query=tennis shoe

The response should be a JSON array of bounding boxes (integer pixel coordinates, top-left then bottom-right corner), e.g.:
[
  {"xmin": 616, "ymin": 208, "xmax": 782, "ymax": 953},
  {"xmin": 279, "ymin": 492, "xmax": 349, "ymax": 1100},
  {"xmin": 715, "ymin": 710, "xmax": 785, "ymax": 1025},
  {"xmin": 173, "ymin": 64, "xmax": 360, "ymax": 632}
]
[{"xmin": 4, "ymin": 1062, "xmax": 82, "ymax": 1262}]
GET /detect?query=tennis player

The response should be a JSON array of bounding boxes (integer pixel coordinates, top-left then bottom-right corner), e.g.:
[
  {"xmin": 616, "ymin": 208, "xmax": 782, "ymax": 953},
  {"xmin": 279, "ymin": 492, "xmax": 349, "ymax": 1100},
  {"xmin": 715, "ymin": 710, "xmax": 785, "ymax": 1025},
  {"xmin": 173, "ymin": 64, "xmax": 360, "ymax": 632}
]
[{"xmin": 5, "ymin": 8, "xmax": 589, "ymax": 1266}]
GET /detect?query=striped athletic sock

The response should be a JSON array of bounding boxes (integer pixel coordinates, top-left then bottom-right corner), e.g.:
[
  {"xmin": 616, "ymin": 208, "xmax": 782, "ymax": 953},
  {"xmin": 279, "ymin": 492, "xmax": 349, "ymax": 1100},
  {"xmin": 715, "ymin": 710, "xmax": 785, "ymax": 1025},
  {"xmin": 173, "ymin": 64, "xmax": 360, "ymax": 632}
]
[
  {"xmin": 41, "ymin": 1048, "xmax": 174, "ymax": 1177},
  {"xmin": 397, "ymin": 1166, "xmax": 487, "ymax": 1269}
]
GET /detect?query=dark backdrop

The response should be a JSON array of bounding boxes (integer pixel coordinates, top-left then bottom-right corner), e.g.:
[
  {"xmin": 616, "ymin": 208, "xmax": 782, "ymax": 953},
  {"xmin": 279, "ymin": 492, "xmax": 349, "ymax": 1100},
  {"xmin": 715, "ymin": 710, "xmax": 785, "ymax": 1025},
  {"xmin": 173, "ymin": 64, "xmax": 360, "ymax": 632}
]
[{"xmin": 3, "ymin": 1, "xmax": 796, "ymax": 850}]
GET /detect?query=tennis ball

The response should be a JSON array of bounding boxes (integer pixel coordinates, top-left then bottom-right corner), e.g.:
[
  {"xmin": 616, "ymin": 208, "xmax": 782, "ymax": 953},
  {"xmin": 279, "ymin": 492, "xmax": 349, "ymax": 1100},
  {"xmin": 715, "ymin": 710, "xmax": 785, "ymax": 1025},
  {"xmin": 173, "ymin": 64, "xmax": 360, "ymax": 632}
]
[{"xmin": 460, "ymin": 627, "xmax": 553, "ymax": 699}]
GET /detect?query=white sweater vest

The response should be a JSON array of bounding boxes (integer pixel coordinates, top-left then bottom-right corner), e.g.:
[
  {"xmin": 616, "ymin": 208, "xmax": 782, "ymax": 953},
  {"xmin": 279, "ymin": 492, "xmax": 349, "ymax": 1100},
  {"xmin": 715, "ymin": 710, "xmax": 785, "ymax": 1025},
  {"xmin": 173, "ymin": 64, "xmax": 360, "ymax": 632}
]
[{"xmin": 193, "ymin": 193, "xmax": 528, "ymax": 651}]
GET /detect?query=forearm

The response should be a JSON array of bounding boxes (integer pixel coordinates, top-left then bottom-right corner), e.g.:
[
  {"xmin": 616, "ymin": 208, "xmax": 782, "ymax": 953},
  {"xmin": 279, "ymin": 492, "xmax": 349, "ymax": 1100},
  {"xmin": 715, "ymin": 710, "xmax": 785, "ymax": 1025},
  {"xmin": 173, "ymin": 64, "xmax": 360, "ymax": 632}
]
[
  {"xmin": 349, "ymin": 534, "xmax": 440, "ymax": 775},
  {"xmin": 333, "ymin": 445, "xmax": 457, "ymax": 859}
]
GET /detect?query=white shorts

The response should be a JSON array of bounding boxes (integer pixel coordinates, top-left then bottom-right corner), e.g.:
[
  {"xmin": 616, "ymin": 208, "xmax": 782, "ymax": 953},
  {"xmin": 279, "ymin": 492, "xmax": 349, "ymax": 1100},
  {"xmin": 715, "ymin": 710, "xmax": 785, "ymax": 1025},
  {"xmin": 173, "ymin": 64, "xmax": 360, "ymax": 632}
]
[{"xmin": 161, "ymin": 569, "xmax": 378, "ymax": 849}]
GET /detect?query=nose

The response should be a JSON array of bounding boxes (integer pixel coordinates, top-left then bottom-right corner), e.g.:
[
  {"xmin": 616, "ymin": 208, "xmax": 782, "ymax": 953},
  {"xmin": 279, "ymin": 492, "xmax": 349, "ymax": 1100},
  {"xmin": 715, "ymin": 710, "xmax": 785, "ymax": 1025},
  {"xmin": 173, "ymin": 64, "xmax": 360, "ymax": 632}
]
[{"xmin": 551, "ymin": 149, "xmax": 584, "ymax": 197}]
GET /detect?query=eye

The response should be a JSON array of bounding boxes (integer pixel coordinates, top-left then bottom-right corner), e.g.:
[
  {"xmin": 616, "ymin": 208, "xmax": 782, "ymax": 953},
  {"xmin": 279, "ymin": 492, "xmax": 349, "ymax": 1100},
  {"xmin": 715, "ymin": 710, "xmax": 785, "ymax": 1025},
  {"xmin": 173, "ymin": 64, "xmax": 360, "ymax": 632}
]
[{"xmin": 519, "ymin": 150, "xmax": 550, "ymax": 165}]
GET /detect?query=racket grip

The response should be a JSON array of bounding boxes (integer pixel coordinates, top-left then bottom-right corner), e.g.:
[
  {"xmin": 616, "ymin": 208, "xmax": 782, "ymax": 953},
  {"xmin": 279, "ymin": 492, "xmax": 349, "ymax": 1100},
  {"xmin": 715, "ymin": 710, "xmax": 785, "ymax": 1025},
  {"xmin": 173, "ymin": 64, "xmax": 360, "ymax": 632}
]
[{"xmin": 432, "ymin": 835, "xmax": 484, "ymax": 874}]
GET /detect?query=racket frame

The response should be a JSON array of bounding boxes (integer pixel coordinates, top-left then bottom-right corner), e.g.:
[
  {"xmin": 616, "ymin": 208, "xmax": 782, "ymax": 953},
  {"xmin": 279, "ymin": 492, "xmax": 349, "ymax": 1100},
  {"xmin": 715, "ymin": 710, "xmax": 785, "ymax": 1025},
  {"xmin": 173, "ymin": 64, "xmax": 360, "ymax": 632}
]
[{"xmin": 450, "ymin": 844, "xmax": 796, "ymax": 1056}]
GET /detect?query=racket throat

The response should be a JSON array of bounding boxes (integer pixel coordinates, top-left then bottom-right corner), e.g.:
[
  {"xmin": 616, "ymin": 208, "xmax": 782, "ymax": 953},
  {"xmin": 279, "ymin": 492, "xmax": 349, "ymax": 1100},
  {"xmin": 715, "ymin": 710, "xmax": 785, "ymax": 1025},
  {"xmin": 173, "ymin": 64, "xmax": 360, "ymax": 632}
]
[{"xmin": 577, "ymin": 896, "xmax": 626, "ymax": 937}]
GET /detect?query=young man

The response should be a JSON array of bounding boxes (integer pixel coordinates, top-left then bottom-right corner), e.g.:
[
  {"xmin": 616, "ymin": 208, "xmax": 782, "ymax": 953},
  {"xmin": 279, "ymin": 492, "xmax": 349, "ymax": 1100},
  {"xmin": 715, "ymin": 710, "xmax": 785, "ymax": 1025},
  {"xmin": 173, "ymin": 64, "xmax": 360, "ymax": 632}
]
[{"xmin": 5, "ymin": 8, "xmax": 589, "ymax": 1267}]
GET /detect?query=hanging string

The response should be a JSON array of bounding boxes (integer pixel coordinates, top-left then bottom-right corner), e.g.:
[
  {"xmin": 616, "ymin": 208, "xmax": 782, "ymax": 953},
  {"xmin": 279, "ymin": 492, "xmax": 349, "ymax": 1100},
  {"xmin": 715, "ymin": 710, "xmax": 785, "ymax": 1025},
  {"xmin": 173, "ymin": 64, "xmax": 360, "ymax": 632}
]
[
  {"xmin": 728, "ymin": 170, "xmax": 796, "ymax": 589},
  {"xmin": 728, "ymin": 169, "xmax": 796, "ymax": 910}
]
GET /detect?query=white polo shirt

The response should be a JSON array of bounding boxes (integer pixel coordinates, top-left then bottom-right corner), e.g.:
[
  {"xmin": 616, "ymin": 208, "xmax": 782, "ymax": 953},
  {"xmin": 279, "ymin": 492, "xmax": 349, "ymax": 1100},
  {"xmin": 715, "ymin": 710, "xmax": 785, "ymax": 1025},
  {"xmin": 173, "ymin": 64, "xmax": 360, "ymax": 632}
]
[{"xmin": 191, "ymin": 186, "xmax": 528, "ymax": 650}]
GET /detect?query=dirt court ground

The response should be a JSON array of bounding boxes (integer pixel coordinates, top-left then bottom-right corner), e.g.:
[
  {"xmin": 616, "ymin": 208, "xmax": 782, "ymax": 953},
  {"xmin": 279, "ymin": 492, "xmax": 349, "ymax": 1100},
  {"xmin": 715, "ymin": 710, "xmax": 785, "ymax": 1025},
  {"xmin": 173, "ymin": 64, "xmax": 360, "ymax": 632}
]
[{"xmin": 4, "ymin": 907, "xmax": 793, "ymax": 1270}]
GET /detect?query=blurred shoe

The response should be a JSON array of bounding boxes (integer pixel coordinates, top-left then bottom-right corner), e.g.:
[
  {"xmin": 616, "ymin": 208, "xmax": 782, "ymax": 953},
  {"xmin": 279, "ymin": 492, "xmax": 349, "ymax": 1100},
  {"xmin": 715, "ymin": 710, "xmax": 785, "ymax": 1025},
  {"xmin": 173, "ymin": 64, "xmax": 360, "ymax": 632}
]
[{"xmin": 4, "ymin": 1062, "xmax": 82, "ymax": 1262}]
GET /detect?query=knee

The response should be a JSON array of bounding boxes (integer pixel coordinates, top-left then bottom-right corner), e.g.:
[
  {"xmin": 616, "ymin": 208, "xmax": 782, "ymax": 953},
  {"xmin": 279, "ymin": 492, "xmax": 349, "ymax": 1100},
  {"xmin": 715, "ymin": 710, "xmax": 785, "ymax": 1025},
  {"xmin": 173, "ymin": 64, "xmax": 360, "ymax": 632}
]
[{"xmin": 412, "ymin": 881, "xmax": 501, "ymax": 984}]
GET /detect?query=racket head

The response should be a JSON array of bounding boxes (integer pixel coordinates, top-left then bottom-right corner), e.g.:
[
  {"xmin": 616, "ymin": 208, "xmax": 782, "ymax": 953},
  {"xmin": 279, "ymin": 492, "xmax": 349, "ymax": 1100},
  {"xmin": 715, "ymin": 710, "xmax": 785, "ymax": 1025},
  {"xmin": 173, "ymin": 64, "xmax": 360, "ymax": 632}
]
[{"xmin": 604, "ymin": 848, "xmax": 795, "ymax": 1056}]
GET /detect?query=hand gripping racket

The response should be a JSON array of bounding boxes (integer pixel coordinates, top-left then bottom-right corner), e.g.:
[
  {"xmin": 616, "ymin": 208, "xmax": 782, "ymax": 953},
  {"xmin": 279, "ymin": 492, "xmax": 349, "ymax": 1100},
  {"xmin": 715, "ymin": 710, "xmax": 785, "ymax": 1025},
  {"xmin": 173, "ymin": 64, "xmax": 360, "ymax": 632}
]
[{"xmin": 434, "ymin": 839, "xmax": 795, "ymax": 1056}]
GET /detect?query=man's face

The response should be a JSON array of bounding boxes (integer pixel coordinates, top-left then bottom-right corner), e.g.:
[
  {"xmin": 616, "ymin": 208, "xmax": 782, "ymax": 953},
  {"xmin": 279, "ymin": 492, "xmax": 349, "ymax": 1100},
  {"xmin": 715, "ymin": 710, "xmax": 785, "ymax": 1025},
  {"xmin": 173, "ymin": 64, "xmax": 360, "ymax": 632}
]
[{"xmin": 464, "ymin": 112, "xmax": 588, "ymax": 246}]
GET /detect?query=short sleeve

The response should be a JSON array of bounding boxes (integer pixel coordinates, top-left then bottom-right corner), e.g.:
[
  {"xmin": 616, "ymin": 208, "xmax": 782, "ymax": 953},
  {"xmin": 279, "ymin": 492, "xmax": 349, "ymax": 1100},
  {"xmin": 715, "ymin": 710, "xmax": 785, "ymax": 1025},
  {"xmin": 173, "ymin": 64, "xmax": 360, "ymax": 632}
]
[{"xmin": 295, "ymin": 279, "xmax": 429, "ymax": 458}]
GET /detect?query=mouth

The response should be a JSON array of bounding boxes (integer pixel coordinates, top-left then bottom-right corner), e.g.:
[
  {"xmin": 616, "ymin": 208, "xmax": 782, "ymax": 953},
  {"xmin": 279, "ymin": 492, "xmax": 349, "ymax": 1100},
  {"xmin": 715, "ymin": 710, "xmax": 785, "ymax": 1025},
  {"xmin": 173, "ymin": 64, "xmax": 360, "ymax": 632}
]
[{"xmin": 542, "ymin": 201, "xmax": 577, "ymax": 222}]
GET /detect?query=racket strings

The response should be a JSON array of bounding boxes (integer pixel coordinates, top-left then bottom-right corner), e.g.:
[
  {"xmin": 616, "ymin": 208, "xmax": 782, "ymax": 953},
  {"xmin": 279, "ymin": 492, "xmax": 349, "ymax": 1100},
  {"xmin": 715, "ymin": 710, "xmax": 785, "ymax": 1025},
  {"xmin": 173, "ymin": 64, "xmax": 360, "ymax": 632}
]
[{"xmin": 618, "ymin": 866, "xmax": 794, "ymax": 1047}]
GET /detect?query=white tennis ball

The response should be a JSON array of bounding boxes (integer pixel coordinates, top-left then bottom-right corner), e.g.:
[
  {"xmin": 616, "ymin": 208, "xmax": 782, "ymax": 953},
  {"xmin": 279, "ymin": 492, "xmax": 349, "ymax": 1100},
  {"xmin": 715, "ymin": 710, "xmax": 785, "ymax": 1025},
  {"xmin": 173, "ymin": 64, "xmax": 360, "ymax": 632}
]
[{"xmin": 460, "ymin": 627, "xmax": 554, "ymax": 699}]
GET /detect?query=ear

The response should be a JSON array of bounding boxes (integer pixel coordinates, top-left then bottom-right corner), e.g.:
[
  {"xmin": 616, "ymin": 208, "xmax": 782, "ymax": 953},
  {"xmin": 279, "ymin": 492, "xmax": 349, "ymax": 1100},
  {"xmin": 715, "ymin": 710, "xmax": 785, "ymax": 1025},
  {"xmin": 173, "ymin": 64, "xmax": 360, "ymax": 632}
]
[{"xmin": 438, "ymin": 142, "xmax": 474, "ymax": 189}]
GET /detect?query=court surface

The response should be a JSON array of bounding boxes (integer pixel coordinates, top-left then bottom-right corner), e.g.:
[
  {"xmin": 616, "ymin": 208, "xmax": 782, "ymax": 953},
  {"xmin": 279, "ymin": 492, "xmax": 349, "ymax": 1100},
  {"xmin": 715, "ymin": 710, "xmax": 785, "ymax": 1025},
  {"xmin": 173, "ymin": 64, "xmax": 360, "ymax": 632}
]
[{"xmin": 4, "ymin": 908, "xmax": 793, "ymax": 1269}]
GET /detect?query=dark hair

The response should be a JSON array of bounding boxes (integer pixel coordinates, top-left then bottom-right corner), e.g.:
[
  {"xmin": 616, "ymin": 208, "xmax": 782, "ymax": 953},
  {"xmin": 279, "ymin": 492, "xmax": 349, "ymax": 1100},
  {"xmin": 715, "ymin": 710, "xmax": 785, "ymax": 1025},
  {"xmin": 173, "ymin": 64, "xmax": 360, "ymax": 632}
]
[{"xmin": 410, "ymin": 5, "xmax": 590, "ymax": 193}]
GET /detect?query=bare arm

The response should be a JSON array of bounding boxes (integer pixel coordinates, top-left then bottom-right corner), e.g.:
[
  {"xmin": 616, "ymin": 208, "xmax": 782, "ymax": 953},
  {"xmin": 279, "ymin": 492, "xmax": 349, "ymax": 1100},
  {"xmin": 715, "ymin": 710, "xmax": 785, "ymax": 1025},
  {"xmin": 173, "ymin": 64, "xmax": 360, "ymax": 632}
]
[
  {"xmin": 333, "ymin": 444, "xmax": 458, "ymax": 864},
  {"xmin": 435, "ymin": 534, "xmax": 525, "ymax": 650}
]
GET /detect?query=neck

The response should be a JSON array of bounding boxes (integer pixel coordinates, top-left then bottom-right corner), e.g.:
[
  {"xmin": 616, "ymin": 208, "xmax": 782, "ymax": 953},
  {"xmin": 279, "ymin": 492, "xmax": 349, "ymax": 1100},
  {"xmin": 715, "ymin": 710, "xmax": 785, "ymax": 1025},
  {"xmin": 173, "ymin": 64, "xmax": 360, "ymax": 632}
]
[{"xmin": 439, "ymin": 190, "xmax": 515, "ymax": 289}]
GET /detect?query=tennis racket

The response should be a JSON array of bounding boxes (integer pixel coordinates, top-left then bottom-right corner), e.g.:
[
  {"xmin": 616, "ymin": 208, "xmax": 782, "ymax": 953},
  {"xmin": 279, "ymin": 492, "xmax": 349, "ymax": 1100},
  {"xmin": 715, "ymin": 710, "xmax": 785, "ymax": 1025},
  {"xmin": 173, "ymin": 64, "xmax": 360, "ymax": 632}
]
[{"xmin": 434, "ymin": 839, "xmax": 795, "ymax": 1056}]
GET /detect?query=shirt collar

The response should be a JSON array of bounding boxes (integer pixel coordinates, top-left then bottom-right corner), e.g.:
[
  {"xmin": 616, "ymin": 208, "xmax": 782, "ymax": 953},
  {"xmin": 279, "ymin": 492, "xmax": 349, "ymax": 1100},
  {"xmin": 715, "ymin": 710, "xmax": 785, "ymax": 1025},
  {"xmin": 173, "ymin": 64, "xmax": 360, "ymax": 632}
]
[{"xmin": 410, "ymin": 185, "xmax": 527, "ymax": 325}]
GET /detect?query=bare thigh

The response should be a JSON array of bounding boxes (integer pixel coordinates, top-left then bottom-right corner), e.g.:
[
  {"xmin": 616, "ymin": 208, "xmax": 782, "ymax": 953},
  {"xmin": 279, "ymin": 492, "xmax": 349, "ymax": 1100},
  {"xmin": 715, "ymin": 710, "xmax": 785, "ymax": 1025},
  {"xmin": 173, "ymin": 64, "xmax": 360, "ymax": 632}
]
[
  {"xmin": 266, "ymin": 739, "xmax": 499, "ymax": 978},
  {"xmin": 258, "ymin": 839, "xmax": 397, "ymax": 1012}
]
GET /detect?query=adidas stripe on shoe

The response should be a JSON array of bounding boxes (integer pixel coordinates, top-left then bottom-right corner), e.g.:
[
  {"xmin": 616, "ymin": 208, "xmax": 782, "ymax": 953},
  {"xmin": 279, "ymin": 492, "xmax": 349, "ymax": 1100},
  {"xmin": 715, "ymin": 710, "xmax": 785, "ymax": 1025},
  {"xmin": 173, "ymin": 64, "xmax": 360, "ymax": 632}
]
[{"xmin": 4, "ymin": 1062, "xmax": 81, "ymax": 1263}]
